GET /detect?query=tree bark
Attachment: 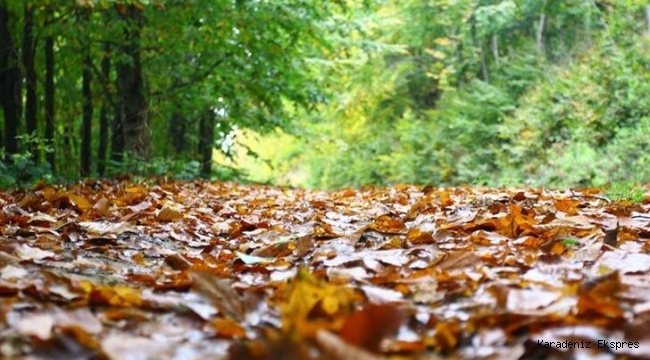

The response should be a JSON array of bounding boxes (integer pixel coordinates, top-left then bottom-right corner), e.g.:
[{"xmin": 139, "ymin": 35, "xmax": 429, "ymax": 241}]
[
  {"xmin": 22, "ymin": 2, "xmax": 37, "ymax": 160},
  {"xmin": 116, "ymin": 4, "xmax": 150, "ymax": 159},
  {"xmin": 81, "ymin": 50, "xmax": 93, "ymax": 176},
  {"xmin": 98, "ymin": 42, "xmax": 111, "ymax": 175},
  {"xmin": 198, "ymin": 107, "xmax": 215, "ymax": 178},
  {"xmin": 45, "ymin": 35, "xmax": 55, "ymax": 171},
  {"xmin": 0, "ymin": 3, "xmax": 21, "ymax": 159},
  {"xmin": 537, "ymin": 13, "xmax": 546, "ymax": 56}
]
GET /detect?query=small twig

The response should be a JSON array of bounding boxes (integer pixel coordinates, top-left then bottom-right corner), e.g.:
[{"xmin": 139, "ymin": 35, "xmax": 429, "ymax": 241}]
[{"xmin": 568, "ymin": 190, "xmax": 611, "ymax": 204}]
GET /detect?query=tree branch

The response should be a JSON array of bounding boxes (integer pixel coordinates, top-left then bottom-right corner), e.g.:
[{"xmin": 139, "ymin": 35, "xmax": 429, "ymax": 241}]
[{"xmin": 149, "ymin": 56, "xmax": 227, "ymax": 97}]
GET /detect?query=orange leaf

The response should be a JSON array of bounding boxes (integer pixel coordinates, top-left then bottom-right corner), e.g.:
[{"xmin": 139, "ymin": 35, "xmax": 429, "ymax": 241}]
[
  {"xmin": 337, "ymin": 304, "xmax": 404, "ymax": 352},
  {"xmin": 209, "ymin": 318, "xmax": 247, "ymax": 339},
  {"xmin": 68, "ymin": 193, "xmax": 93, "ymax": 212},
  {"xmin": 370, "ymin": 215, "xmax": 406, "ymax": 234},
  {"xmin": 157, "ymin": 206, "xmax": 184, "ymax": 222},
  {"xmin": 406, "ymin": 228, "xmax": 434, "ymax": 244}
]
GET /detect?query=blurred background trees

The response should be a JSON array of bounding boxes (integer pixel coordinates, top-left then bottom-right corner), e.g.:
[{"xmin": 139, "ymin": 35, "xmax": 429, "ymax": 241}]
[{"xmin": 0, "ymin": 0, "xmax": 649, "ymax": 189}]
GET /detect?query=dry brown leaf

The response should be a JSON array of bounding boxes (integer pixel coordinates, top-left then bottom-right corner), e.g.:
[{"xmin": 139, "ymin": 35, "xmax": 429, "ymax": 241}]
[
  {"xmin": 191, "ymin": 271, "xmax": 247, "ymax": 321},
  {"xmin": 157, "ymin": 206, "xmax": 184, "ymax": 222}
]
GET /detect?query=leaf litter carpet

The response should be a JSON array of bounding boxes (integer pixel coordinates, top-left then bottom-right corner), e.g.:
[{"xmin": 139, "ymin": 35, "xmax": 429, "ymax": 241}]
[{"xmin": 2, "ymin": 180, "xmax": 650, "ymax": 359}]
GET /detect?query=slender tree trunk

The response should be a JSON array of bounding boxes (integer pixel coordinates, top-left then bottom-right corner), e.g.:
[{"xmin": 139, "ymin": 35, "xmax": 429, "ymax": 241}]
[
  {"xmin": 168, "ymin": 112, "xmax": 186, "ymax": 155},
  {"xmin": 62, "ymin": 119, "xmax": 74, "ymax": 176},
  {"xmin": 537, "ymin": 13, "xmax": 546, "ymax": 56},
  {"xmin": 479, "ymin": 44, "xmax": 489, "ymax": 83},
  {"xmin": 0, "ymin": 3, "xmax": 21, "ymax": 158},
  {"xmin": 110, "ymin": 60, "xmax": 125, "ymax": 163},
  {"xmin": 198, "ymin": 107, "xmax": 215, "ymax": 178},
  {"xmin": 110, "ymin": 28, "xmax": 124, "ymax": 164},
  {"xmin": 110, "ymin": 105, "xmax": 124, "ymax": 162},
  {"xmin": 645, "ymin": 5, "xmax": 650, "ymax": 34},
  {"xmin": 455, "ymin": 41, "xmax": 465, "ymax": 87},
  {"xmin": 22, "ymin": 2, "xmax": 38, "ymax": 160},
  {"xmin": 116, "ymin": 4, "xmax": 150, "ymax": 159},
  {"xmin": 81, "ymin": 51, "xmax": 93, "ymax": 176},
  {"xmin": 98, "ymin": 42, "xmax": 111, "ymax": 176},
  {"xmin": 45, "ymin": 35, "xmax": 55, "ymax": 171},
  {"xmin": 491, "ymin": 34, "xmax": 499, "ymax": 65}
]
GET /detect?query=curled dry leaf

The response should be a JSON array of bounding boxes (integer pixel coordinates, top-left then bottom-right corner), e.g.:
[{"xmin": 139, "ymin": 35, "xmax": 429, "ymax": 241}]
[
  {"xmin": 93, "ymin": 197, "xmax": 111, "ymax": 217},
  {"xmin": 190, "ymin": 271, "xmax": 247, "ymax": 321}
]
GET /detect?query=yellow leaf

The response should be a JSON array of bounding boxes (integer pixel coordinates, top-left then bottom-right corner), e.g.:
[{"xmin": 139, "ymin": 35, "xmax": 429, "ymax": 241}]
[
  {"xmin": 157, "ymin": 206, "xmax": 184, "ymax": 222},
  {"xmin": 68, "ymin": 194, "xmax": 93, "ymax": 212},
  {"xmin": 81, "ymin": 281, "xmax": 143, "ymax": 307},
  {"xmin": 281, "ymin": 268, "xmax": 354, "ymax": 332}
]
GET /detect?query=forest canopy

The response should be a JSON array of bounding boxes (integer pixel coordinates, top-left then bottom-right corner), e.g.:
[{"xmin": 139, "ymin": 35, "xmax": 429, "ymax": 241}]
[{"xmin": 0, "ymin": 0, "xmax": 649, "ymax": 189}]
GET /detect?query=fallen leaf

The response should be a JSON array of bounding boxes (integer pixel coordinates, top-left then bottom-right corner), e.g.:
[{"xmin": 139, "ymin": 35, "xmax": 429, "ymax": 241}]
[
  {"xmin": 337, "ymin": 303, "xmax": 404, "ymax": 352},
  {"xmin": 157, "ymin": 206, "xmax": 184, "ymax": 222},
  {"xmin": 316, "ymin": 330, "xmax": 383, "ymax": 360}
]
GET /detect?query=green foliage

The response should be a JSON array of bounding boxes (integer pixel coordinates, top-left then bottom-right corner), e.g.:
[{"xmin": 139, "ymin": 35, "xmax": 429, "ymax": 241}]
[
  {"xmin": 475, "ymin": 0, "xmax": 518, "ymax": 37},
  {"xmin": 252, "ymin": 0, "xmax": 650, "ymax": 189},
  {"xmin": 0, "ymin": 134, "xmax": 54, "ymax": 189},
  {"xmin": 105, "ymin": 155, "xmax": 244, "ymax": 182},
  {"xmin": 499, "ymin": 35, "xmax": 650, "ymax": 186},
  {"xmin": 605, "ymin": 182, "xmax": 646, "ymax": 203},
  {"xmin": 561, "ymin": 239, "xmax": 581, "ymax": 247},
  {"xmin": 1, "ymin": 0, "xmax": 346, "ymax": 183},
  {"xmin": 2, "ymin": 0, "xmax": 649, "ymax": 189}
]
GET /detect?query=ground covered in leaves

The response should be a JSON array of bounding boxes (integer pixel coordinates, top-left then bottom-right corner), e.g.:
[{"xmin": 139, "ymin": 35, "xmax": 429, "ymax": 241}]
[{"xmin": 2, "ymin": 180, "xmax": 650, "ymax": 360}]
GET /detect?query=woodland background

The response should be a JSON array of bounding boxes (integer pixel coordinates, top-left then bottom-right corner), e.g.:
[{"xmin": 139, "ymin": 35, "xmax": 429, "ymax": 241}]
[{"xmin": 1, "ymin": 0, "xmax": 649, "ymax": 189}]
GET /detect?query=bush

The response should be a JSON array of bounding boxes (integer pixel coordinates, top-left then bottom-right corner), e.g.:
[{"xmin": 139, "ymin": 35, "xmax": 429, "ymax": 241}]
[{"xmin": 498, "ymin": 41, "xmax": 650, "ymax": 187}]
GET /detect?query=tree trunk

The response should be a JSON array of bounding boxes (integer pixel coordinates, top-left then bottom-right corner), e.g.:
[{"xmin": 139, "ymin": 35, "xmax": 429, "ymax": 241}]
[
  {"xmin": 22, "ymin": 2, "xmax": 37, "ymax": 160},
  {"xmin": 168, "ymin": 112, "xmax": 186, "ymax": 155},
  {"xmin": 81, "ymin": 50, "xmax": 93, "ymax": 176},
  {"xmin": 479, "ymin": 44, "xmax": 489, "ymax": 83},
  {"xmin": 45, "ymin": 35, "xmax": 55, "ymax": 171},
  {"xmin": 110, "ymin": 105, "xmax": 124, "ymax": 162},
  {"xmin": 491, "ymin": 35, "xmax": 499, "ymax": 65},
  {"xmin": 98, "ymin": 42, "xmax": 111, "ymax": 176},
  {"xmin": 116, "ymin": 4, "xmax": 150, "ymax": 159},
  {"xmin": 0, "ymin": 3, "xmax": 21, "ymax": 159},
  {"xmin": 537, "ymin": 13, "xmax": 546, "ymax": 56},
  {"xmin": 198, "ymin": 107, "xmax": 215, "ymax": 178}
]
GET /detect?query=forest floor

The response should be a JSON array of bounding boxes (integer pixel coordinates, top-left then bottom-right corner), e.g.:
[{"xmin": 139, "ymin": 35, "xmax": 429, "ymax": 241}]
[{"xmin": 1, "ymin": 180, "xmax": 650, "ymax": 360}]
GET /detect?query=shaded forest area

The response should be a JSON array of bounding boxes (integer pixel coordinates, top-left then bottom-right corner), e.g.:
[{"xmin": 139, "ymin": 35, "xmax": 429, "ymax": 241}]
[{"xmin": 0, "ymin": 0, "xmax": 650, "ymax": 189}]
